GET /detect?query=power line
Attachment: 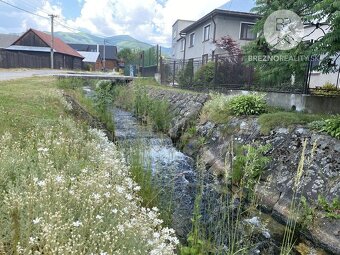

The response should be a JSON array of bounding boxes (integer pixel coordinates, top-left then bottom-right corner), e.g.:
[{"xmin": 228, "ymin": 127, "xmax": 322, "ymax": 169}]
[
  {"xmin": 0, "ymin": 0, "xmax": 48, "ymax": 20},
  {"xmin": 0, "ymin": 0, "xmax": 119, "ymax": 48}
]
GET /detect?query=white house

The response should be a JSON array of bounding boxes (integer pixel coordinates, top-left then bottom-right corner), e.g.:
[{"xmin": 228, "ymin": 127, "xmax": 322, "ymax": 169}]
[{"xmin": 172, "ymin": 9, "xmax": 260, "ymax": 62}]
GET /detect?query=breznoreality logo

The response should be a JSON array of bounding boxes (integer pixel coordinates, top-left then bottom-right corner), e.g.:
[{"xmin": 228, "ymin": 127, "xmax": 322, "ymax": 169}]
[{"xmin": 264, "ymin": 10, "xmax": 304, "ymax": 51}]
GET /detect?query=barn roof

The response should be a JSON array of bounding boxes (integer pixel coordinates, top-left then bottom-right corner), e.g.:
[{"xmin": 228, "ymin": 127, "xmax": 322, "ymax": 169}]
[
  {"xmin": 78, "ymin": 51, "xmax": 100, "ymax": 63},
  {"xmin": 12, "ymin": 29, "xmax": 83, "ymax": 58},
  {"xmin": 69, "ymin": 43, "xmax": 118, "ymax": 60},
  {"xmin": 0, "ymin": 33, "xmax": 19, "ymax": 48}
]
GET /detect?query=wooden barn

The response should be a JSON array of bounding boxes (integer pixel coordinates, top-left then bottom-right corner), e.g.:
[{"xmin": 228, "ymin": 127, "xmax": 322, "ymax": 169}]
[
  {"xmin": 0, "ymin": 29, "xmax": 83, "ymax": 69},
  {"xmin": 68, "ymin": 43, "xmax": 118, "ymax": 71}
]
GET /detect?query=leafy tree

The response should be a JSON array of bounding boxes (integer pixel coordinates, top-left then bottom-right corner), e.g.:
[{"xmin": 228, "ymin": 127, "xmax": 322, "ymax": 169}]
[
  {"xmin": 117, "ymin": 48, "xmax": 140, "ymax": 65},
  {"xmin": 244, "ymin": 0, "xmax": 340, "ymax": 88}
]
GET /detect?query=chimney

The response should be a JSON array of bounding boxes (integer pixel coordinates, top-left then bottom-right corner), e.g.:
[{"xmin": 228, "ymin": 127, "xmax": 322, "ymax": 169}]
[{"xmin": 97, "ymin": 44, "xmax": 99, "ymax": 52}]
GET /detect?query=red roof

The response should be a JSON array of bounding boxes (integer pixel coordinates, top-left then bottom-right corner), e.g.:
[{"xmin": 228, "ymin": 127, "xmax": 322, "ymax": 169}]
[{"xmin": 16, "ymin": 29, "xmax": 83, "ymax": 58}]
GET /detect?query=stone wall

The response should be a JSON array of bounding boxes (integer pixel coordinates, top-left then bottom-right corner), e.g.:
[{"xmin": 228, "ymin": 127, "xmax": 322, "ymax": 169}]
[
  {"xmin": 146, "ymin": 88, "xmax": 209, "ymax": 140},
  {"xmin": 145, "ymin": 87, "xmax": 340, "ymax": 254}
]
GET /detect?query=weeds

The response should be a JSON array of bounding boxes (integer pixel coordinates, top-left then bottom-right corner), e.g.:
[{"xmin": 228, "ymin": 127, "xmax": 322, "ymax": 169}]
[
  {"xmin": 259, "ymin": 112, "xmax": 324, "ymax": 134},
  {"xmin": 317, "ymin": 196, "xmax": 340, "ymax": 219},
  {"xmin": 112, "ymin": 82, "xmax": 173, "ymax": 132}
]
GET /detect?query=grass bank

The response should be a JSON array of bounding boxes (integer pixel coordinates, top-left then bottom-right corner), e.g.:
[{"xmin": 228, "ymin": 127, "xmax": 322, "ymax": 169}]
[{"xmin": 0, "ymin": 77, "xmax": 178, "ymax": 254}]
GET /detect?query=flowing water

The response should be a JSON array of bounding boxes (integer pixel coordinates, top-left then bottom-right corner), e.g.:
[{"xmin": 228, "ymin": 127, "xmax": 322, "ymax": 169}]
[{"xmin": 113, "ymin": 107, "xmax": 197, "ymax": 240}]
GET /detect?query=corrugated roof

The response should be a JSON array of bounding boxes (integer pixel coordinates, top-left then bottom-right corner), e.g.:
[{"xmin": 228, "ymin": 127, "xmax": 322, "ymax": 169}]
[
  {"xmin": 6, "ymin": 45, "xmax": 52, "ymax": 52},
  {"xmin": 181, "ymin": 9, "xmax": 261, "ymax": 34},
  {"xmin": 0, "ymin": 34, "xmax": 19, "ymax": 48},
  {"xmin": 12, "ymin": 29, "xmax": 83, "ymax": 58},
  {"xmin": 69, "ymin": 43, "xmax": 118, "ymax": 60},
  {"xmin": 78, "ymin": 51, "xmax": 100, "ymax": 63}
]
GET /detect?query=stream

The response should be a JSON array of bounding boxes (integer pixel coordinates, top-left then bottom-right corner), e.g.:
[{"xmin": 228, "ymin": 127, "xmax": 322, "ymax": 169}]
[
  {"xmin": 113, "ymin": 107, "xmax": 197, "ymax": 240},
  {"xmin": 83, "ymin": 86, "xmax": 329, "ymax": 254}
]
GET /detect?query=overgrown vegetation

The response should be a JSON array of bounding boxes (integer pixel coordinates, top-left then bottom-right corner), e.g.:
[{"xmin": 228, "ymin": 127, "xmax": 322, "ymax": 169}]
[
  {"xmin": 193, "ymin": 61, "xmax": 215, "ymax": 86},
  {"xmin": 229, "ymin": 94, "xmax": 267, "ymax": 116},
  {"xmin": 322, "ymin": 116, "xmax": 340, "ymax": 139},
  {"xmin": 0, "ymin": 77, "xmax": 178, "ymax": 254},
  {"xmin": 259, "ymin": 112, "xmax": 324, "ymax": 134},
  {"xmin": 112, "ymin": 80, "xmax": 173, "ymax": 132},
  {"xmin": 318, "ymin": 196, "xmax": 340, "ymax": 219},
  {"xmin": 57, "ymin": 78, "xmax": 115, "ymax": 134},
  {"xmin": 181, "ymin": 143, "xmax": 271, "ymax": 254},
  {"xmin": 200, "ymin": 93, "xmax": 268, "ymax": 123},
  {"xmin": 177, "ymin": 60, "xmax": 194, "ymax": 87}
]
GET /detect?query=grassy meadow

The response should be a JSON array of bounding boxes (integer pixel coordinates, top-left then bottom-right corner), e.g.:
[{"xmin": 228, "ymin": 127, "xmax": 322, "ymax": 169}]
[{"xmin": 0, "ymin": 77, "xmax": 178, "ymax": 254}]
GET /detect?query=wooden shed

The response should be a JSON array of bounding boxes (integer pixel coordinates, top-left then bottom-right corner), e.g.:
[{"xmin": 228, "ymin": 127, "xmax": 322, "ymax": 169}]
[{"xmin": 0, "ymin": 28, "xmax": 84, "ymax": 69}]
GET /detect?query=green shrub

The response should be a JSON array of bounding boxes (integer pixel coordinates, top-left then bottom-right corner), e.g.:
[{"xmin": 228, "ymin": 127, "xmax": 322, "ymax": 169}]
[
  {"xmin": 231, "ymin": 144, "xmax": 270, "ymax": 187},
  {"xmin": 200, "ymin": 93, "xmax": 232, "ymax": 123},
  {"xmin": 317, "ymin": 195, "xmax": 340, "ymax": 219},
  {"xmin": 308, "ymin": 120, "xmax": 326, "ymax": 131},
  {"xmin": 193, "ymin": 62, "xmax": 215, "ymax": 85},
  {"xmin": 229, "ymin": 94, "xmax": 267, "ymax": 116},
  {"xmin": 322, "ymin": 116, "xmax": 340, "ymax": 139},
  {"xmin": 177, "ymin": 60, "xmax": 194, "ymax": 87}
]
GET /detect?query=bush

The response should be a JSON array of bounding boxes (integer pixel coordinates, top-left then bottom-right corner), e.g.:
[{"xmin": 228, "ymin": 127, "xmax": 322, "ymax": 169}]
[
  {"xmin": 200, "ymin": 93, "xmax": 232, "ymax": 123},
  {"xmin": 193, "ymin": 62, "xmax": 215, "ymax": 85},
  {"xmin": 229, "ymin": 94, "xmax": 267, "ymax": 116},
  {"xmin": 177, "ymin": 61, "xmax": 194, "ymax": 87},
  {"xmin": 322, "ymin": 116, "xmax": 340, "ymax": 139}
]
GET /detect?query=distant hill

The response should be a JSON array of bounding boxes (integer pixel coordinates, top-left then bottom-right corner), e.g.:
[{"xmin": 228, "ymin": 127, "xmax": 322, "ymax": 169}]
[{"xmin": 54, "ymin": 31, "xmax": 171, "ymax": 55}]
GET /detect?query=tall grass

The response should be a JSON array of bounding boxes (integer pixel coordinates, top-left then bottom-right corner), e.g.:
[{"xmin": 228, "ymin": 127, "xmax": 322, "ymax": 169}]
[
  {"xmin": 181, "ymin": 142, "xmax": 271, "ymax": 254},
  {"xmin": 57, "ymin": 78, "xmax": 115, "ymax": 134},
  {"xmin": 112, "ymin": 83, "xmax": 173, "ymax": 132}
]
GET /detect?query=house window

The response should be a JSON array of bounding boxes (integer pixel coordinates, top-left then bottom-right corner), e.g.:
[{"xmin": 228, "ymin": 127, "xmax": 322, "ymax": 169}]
[
  {"xmin": 180, "ymin": 39, "xmax": 185, "ymax": 51},
  {"xmin": 189, "ymin": 33, "xmax": 195, "ymax": 47},
  {"xmin": 240, "ymin": 23, "xmax": 256, "ymax": 40},
  {"xmin": 203, "ymin": 25, "xmax": 210, "ymax": 41},
  {"xmin": 202, "ymin": 54, "xmax": 208, "ymax": 65}
]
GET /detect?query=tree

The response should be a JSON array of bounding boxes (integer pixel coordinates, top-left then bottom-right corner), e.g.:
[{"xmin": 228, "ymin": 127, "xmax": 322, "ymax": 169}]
[
  {"xmin": 244, "ymin": 0, "xmax": 340, "ymax": 88},
  {"xmin": 117, "ymin": 48, "xmax": 139, "ymax": 65}
]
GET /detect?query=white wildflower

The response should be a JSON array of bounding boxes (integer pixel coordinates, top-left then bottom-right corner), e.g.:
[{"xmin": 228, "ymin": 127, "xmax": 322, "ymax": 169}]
[
  {"xmin": 116, "ymin": 185, "xmax": 125, "ymax": 194},
  {"xmin": 32, "ymin": 217, "xmax": 41, "ymax": 224},
  {"xmin": 96, "ymin": 215, "xmax": 103, "ymax": 220},
  {"xmin": 112, "ymin": 208, "xmax": 118, "ymax": 214},
  {"xmin": 104, "ymin": 192, "xmax": 110, "ymax": 198},
  {"xmin": 125, "ymin": 194, "xmax": 133, "ymax": 201},
  {"xmin": 55, "ymin": 175, "xmax": 63, "ymax": 183},
  {"xmin": 37, "ymin": 180, "xmax": 46, "ymax": 187},
  {"xmin": 37, "ymin": 147, "xmax": 49, "ymax": 153},
  {"xmin": 93, "ymin": 193, "xmax": 101, "ymax": 200},
  {"xmin": 72, "ymin": 221, "xmax": 82, "ymax": 227}
]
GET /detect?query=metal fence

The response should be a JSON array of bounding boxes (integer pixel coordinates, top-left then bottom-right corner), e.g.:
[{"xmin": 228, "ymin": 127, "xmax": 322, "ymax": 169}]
[{"xmin": 160, "ymin": 53, "xmax": 310, "ymax": 94}]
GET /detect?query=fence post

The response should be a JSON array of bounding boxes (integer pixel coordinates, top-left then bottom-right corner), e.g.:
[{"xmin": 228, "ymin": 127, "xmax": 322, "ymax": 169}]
[
  {"xmin": 303, "ymin": 55, "xmax": 312, "ymax": 94},
  {"xmin": 214, "ymin": 54, "xmax": 219, "ymax": 86},
  {"xmin": 173, "ymin": 60, "xmax": 176, "ymax": 86}
]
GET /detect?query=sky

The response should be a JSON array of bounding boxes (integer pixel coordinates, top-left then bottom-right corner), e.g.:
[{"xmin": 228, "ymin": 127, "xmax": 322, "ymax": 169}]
[{"xmin": 0, "ymin": 0, "xmax": 254, "ymax": 47}]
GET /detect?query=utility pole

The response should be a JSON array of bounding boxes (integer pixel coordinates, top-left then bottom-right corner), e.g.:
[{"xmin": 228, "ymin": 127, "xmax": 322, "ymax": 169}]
[
  {"xmin": 103, "ymin": 39, "xmax": 106, "ymax": 71},
  {"xmin": 49, "ymin": 14, "xmax": 57, "ymax": 69}
]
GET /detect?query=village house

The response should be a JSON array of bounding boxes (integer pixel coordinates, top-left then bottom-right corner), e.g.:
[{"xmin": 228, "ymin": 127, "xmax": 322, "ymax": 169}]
[
  {"xmin": 0, "ymin": 29, "xmax": 83, "ymax": 69},
  {"xmin": 172, "ymin": 9, "xmax": 260, "ymax": 63}
]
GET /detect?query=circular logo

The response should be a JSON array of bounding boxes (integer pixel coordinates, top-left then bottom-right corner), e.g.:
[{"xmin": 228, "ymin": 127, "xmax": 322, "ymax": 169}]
[{"xmin": 264, "ymin": 10, "xmax": 304, "ymax": 51}]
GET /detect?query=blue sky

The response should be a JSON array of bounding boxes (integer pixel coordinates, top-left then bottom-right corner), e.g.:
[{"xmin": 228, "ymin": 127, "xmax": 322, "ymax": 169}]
[{"xmin": 0, "ymin": 0, "xmax": 254, "ymax": 46}]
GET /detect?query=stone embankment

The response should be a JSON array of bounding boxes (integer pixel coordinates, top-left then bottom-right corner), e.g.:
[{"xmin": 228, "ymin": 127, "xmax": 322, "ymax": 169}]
[{"xmin": 146, "ymin": 87, "xmax": 340, "ymax": 254}]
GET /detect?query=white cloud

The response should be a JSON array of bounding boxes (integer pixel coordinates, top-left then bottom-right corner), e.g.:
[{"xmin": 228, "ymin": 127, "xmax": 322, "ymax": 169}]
[
  {"xmin": 64, "ymin": 0, "xmax": 230, "ymax": 46},
  {"xmin": 0, "ymin": 0, "xmax": 230, "ymax": 46}
]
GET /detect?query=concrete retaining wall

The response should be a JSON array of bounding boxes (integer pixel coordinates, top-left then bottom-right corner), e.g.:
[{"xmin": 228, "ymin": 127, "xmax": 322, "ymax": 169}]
[{"xmin": 224, "ymin": 90, "xmax": 340, "ymax": 114}]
